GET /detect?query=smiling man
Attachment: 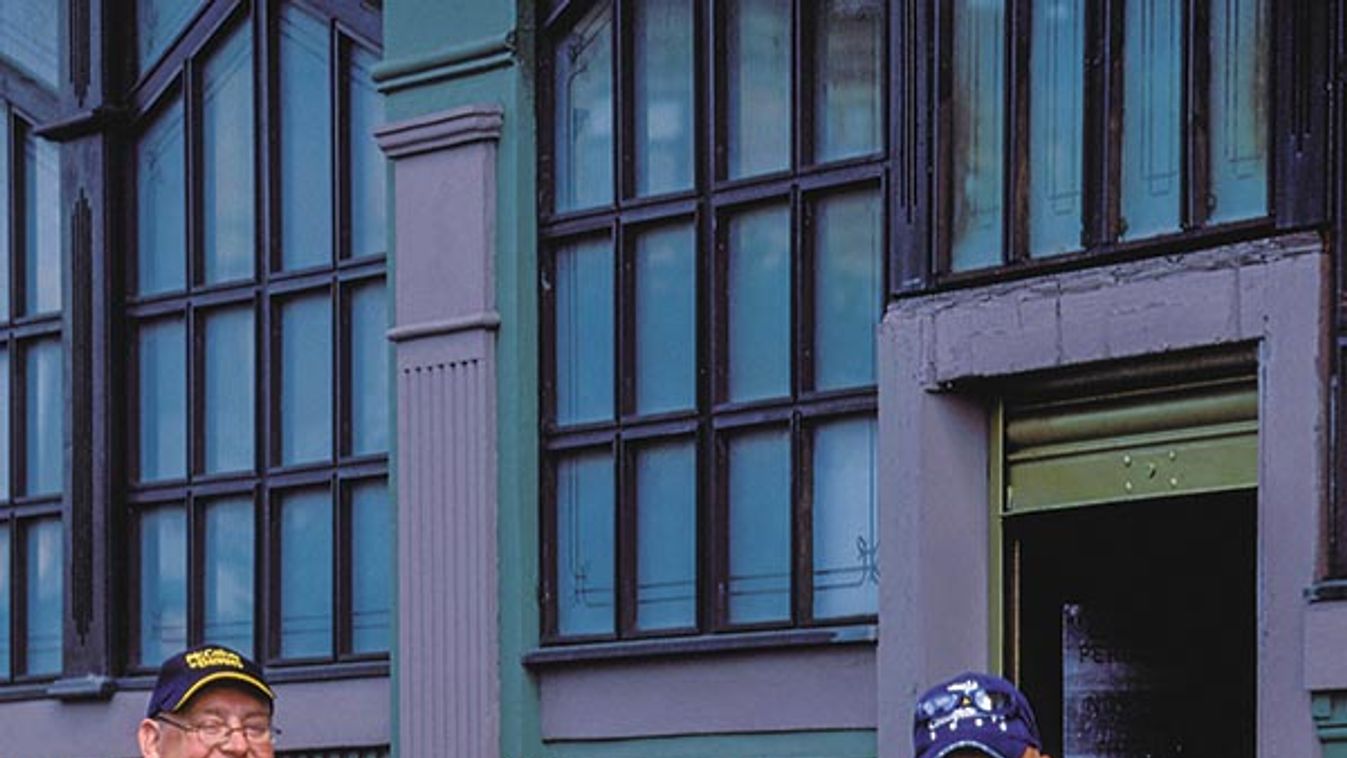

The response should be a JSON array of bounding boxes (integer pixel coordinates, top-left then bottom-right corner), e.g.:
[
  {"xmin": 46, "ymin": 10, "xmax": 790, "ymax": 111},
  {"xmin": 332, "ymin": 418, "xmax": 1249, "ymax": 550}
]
[
  {"xmin": 913, "ymin": 672, "xmax": 1052, "ymax": 758},
  {"xmin": 137, "ymin": 645, "xmax": 279, "ymax": 758}
]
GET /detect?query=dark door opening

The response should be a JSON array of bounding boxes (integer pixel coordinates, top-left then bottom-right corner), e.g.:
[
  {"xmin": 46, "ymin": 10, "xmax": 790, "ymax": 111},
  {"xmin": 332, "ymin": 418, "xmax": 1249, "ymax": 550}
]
[{"xmin": 1007, "ymin": 491, "xmax": 1255, "ymax": 758}]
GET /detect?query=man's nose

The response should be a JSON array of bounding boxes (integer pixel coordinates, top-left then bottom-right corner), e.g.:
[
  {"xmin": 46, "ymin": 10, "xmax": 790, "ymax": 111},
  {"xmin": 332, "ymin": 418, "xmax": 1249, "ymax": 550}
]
[{"xmin": 217, "ymin": 726, "xmax": 252, "ymax": 756}]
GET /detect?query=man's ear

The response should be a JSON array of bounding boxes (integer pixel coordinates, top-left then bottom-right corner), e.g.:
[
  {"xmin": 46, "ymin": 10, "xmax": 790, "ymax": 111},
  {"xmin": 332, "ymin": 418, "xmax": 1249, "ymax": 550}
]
[{"xmin": 138, "ymin": 718, "xmax": 163, "ymax": 758}]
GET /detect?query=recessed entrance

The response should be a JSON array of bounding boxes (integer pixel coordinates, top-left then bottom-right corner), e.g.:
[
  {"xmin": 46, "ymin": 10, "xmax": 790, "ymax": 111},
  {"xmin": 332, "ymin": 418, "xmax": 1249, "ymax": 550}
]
[{"xmin": 1006, "ymin": 491, "xmax": 1255, "ymax": 758}]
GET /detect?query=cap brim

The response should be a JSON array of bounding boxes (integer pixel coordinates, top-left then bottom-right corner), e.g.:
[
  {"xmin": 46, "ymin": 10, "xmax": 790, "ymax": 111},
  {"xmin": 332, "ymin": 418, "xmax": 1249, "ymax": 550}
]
[
  {"xmin": 171, "ymin": 671, "xmax": 276, "ymax": 712},
  {"xmin": 933, "ymin": 741, "xmax": 1008, "ymax": 758}
]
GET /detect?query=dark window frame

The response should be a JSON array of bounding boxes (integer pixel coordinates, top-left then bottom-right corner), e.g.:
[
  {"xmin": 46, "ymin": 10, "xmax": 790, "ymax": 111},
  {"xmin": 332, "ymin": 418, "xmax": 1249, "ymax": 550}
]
[
  {"xmin": 538, "ymin": 0, "xmax": 886, "ymax": 644},
  {"xmin": 122, "ymin": 0, "xmax": 388, "ymax": 675},
  {"xmin": 0, "ymin": 98, "xmax": 66, "ymax": 683}
]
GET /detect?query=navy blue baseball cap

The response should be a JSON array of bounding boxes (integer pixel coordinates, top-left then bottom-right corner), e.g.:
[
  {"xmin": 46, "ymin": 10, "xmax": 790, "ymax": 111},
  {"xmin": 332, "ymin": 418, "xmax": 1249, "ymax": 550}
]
[
  {"xmin": 145, "ymin": 644, "xmax": 275, "ymax": 718},
  {"xmin": 912, "ymin": 672, "xmax": 1042, "ymax": 758}
]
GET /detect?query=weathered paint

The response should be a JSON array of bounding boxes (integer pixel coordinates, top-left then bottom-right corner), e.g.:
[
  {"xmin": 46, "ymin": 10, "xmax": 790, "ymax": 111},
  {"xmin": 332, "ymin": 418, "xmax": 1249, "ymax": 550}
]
[{"xmin": 878, "ymin": 233, "xmax": 1329, "ymax": 758}]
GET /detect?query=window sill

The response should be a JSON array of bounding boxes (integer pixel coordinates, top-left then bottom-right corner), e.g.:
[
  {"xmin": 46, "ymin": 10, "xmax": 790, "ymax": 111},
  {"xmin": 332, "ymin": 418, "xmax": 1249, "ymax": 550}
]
[
  {"xmin": 523, "ymin": 623, "xmax": 876, "ymax": 668},
  {"xmin": 1307, "ymin": 579, "xmax": 1347, "ymax": 603}
]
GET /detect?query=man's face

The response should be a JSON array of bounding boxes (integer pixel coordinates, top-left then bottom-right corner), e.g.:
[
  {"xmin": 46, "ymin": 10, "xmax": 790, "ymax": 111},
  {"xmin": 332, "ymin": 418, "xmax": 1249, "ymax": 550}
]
[{"xmin": 137, "ymin": 685, "xmax": 275, "ymax": 758}]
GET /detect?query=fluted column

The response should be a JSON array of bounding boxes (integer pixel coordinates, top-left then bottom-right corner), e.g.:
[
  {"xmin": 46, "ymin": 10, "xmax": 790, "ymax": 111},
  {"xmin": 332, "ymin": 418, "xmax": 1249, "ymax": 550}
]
[{"xmin": 377, "ymin": 105, "xmax": 503, "ymax": 758}]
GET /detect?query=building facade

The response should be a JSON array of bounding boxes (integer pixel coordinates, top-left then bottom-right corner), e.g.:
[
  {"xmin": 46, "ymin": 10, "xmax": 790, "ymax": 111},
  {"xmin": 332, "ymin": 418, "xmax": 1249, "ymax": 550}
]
[{"xmin": 5, "ymin": 1, "xmax": 1347, "ymax": 757}]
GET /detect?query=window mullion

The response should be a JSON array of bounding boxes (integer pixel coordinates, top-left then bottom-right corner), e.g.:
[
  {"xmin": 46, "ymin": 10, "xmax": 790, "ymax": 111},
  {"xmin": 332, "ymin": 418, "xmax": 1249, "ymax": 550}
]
[
  {"xmin": 1186, "ymin": 0, "xmax": 1211, "ymax": 230},
  {"xmin": 1007, "ymin": 0, "xmax": 1031, "ymax": 262}
]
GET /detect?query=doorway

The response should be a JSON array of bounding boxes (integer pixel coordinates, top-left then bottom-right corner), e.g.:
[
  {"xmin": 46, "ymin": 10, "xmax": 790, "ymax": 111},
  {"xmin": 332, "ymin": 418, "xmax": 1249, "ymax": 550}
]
[{"xmin": 1006, "ymin": 491, "xmax": 1255, "ymax": 758}]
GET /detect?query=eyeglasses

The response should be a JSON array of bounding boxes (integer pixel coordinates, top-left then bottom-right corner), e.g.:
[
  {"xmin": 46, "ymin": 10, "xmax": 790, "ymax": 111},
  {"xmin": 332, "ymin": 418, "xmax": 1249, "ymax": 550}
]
[{"xmin": 155, "ymin": 714, "xmax": 282, "ymax": 748}]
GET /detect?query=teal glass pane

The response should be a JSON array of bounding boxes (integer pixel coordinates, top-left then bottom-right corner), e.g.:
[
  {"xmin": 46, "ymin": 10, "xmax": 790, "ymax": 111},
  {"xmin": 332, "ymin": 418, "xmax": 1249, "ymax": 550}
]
[
  {"xmin": 23, "ymin": 134, "xmax": 60, "ymax": 315},
  {"xmin": 350, "ymin": 46, "xmax": 386, "ymax": 259},
  {"xmin": 280, "ymin": 489, "xmax": 333, "ymax": 658},
  {"xmin": 351, "ymin": 480, "xmax": 391, "ymax": 653},
  {"xmin": 0, "ymin": 1, "xmax": 58, "ymax": 86},
  {"xmin": 812, "ymin": 417, "xmax": 877, "ymax": 619},
  {"xmin": 728, "ymin": 427, "xmax": 790, "ymax": 624},
  {"xmin": 728, "ymin": 205, "xmax": 790, "ymax": 402},
  {"xmin": 137, "ymin": 98, "xmax": 187, "ymax": 295},
  {"xmin": 25, "ymin": 339, "xmax": 61, "ymax": 496},
  {"xmin": 814, "ymin": 189, "xmax": 882, "ymax": 391},
  {"xmin": 280, "ymin": 293, "xmax": 332, "ymax": 465},
  {"xmin": 636, "ymin": 440, "xmax": 696, "ymax": 631},
  {"xmin": 137, "ymin": 0, "xmax": 201, "ymax": 71},
  {"xmin": 815, "ymin": 0, "xmax": 883, "ymax": 163},
  {"xmin": 0, "ymin": 114, "xmax": 9, "ymax": 319},
  {"xmin": 202, "ymin": 26, "xmax": 255, "ymax": 284},
  {"xmin": 0, "ymin": 528, "xmax": 7, "ymax": 678},
  {"xmin": 280, "ymin": 6, "xmax": 333, "ymax": 271},
  {"xmin": 634, "ymin": 0, "xmax": 693, "ymax": 196},
  {"xmin": 1122, "ymin": 0, "xmax": 1181, "ymax": 240},
  {"xmin": 635, "ymin": 224, "xmax": 695, "ymax": 414},
  {"xmin": 25, "ymin": 518, "xmax": 61, "ymax": 676},
  {"xmin": 554, "ymin": 2, "xmax": 614, "ymax": 212},
  {"xmin": 139, "ymin": 505, "xmax": 186, "ymax": 666},
  {"xmin": 726, "ymin": 0, "xmax": 791, "ymax": 179},
  {"xmin": 554, "ymin": 238, "xmax": 613, "ymax": 425},
  {"xmin": 0, "ymin": 350, "xmax": 9, "ymax": 500},
  {"xmin": 556, "ymin": 450, "xmax": 614, "ymax": 636},
  {"xmin": 203, "ymin": 306, "xmax": 254, "ymax": 473},
  {"xmin": 1029, "ymin": 0, "xmax": 1084, "ymax": 257},
  {"xmin": 1209, "ymin": 0, "xmax": 1268, "ymax": 223},
  {"xmin": 951, "ymin": 0, "xmax": 1005, "ymax": 270},
  {"xmin": 138, "ymin": 318, "xmax": 186, "ymax": 481},
  {"xmin": 351, "ymin": 281, "xmax": 388, "ymax": 455},
  {"xmin": 204, "ymin": 497, "xmax": 254, "ymax": 656}
]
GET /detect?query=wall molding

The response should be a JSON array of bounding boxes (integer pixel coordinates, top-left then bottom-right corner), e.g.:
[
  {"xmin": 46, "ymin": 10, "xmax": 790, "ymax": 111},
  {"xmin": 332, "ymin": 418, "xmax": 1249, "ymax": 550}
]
[
  {"xmin": 372, "ymin": 33, "xmax": 514, "ymax": 94},
  {"xmin": 375, "ymin": 105, "xmax": 504, "ymax": 159}
]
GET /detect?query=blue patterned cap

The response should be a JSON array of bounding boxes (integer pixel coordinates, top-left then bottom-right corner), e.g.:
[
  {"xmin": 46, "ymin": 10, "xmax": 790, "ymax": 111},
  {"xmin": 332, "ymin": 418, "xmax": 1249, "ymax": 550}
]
[{"xmin": 912, "ymin": 672, "xmax": 1042, "ymax": 758}]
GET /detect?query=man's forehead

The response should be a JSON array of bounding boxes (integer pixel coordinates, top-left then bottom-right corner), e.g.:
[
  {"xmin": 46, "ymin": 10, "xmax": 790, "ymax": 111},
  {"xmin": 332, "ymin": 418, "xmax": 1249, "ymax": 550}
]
[{"xmin": 181, "ymin": 683, "xmax": 271, "ymax": 717}]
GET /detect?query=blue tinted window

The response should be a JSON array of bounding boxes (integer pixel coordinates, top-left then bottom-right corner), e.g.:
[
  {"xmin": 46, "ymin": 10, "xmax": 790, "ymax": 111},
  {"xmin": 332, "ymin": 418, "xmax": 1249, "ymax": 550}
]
[
  {"xmin": 139, "ymin": 319, "xmax": 186, "ymax": 481},
  {"xmin": 554, "ymin": 238, "xmax": 614, "ymax": 425},
  {"xmin": 351, "ymin": 480, "xmax": 391, "ymax": 653},
  {"xmin": 554, "ymin": 2, "xmax": 614, "ymax": 212},
  {"xmin": 25, "ymin": 518, "xmax": 61, "ymax": 676},
  {"xmin": 280, "ymin": 293, "xmax": 332, "ymax": 465},
  {"xmin": 351, "ymin": 281, "xmax": 388, "ymax": 456},
  {"xmin": 137, "ymin": 0, "xmax": 202, "ymax": 71},
  {"xmin": 137, "ymin": 99, "xmax": 187, "ymax": 295},
  {"xmin": 140, "ymin": 506, "xmax": 187, "ymax": 666},
  {"xmin": 815, "ymin": 0, "xmax": 883, "ymax": 163},
  {"xmin": 556, "ymin": 451, "xmax": 614, "ymax": 636},
  {"xmin": 634, "ymin": 0, "xmax": 693, "ymax": 196},
  {"xmin": 812, "ymin": 417, "xmax": 877, "ymax": 619},
  {"xmin": 814, "ymin": 189, "xmax": 882, "ymax": 391},
  {"xmin": 950, "ymin": 0, "xmax": 1005, "ymax": 270},
  {"xmin": 203, "ymin": 306, "xmax": 254, "ymax": 474},
  {"xmin": 280, "ymin": 6, "xmax": 333, "ymax": 271},
  {"xmin": 728, "ymin": 428, "xmax": 791, "ymax": 624},
  {"xmin": 280, "ymin": 489, "xmax": 333, "ymax": 657},
  {"xmin": 635, "ymin": 224, "xmax": 695, "ymax": 414},
  {"xmin": 635, "ymin": 441, "xmax": 696, "ymax": 631},
  {"xmin": 0, "ymin": 1, "xmax": 58, "ymax": 86},
  {"xmin": 0, "ymin": 351, "xmax": 9, "ymax": 500},
  {"xmin": 726, "ymin": 0, "xmax": 791, "ymax": 178},
  {"xmin": 1121, "ymin": 0, "xmax": 1182, "ymax": 240},
  {"xmin": 1029, "ymin": 0, "xmax": 1084, "ymax": 257},
  {"xmin": 349, "ymin": 46, "xmax": 386, "ymax": 259},
  {"xmin": 23, "ymin": 134, "xmax": 60, "ymax": 316},
  {"xmin": 728, "ymin": 205, "xmax": 790, "ymax": 402},
  {"xmin": 204, "ymin": 497, "xmax": 254, "ymax": 655},
  {"xmin": 25, "ymin": 339, "xmax": 61, "ymax": 496},
  {"xmin": 1209, "ymin": 0, "xmax": 1268, "ymax": 223},
  {"xmin": 202, "ymin": 26, "xmax": 255, "ymax": 284}
]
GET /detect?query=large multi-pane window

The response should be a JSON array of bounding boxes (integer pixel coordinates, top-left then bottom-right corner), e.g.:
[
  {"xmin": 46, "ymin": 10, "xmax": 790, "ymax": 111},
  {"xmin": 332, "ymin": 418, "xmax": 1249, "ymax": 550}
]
[
  {"xmin": 129, "ymin": 1, "xmax": 389, "ymax": 669},
  {"xmin": 940, "ymin": 0, "xmax": 1269, "ymax": 272},
  {"xmin": 540, "ymin": 0, "xmax": 883, "ymax": 641},
  {"xmin": 0, "ymin": 102, "xmax": 64, "ymax": 680}
]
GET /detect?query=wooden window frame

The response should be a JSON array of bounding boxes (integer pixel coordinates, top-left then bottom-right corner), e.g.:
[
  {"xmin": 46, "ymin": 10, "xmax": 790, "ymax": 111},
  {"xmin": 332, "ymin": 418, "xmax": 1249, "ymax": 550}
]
[
  {"xmin": 538, "ymin": 0, "xmax": 885, "ymax": 645},
  {"xmin": 122, "ymin": 0, "xmax": 388, "ymax": 674}
]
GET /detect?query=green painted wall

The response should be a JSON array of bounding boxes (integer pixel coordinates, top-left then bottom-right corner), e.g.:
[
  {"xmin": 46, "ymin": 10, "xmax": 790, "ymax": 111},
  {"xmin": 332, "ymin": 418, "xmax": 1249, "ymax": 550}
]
[{"xmin": 545, "ymin": 731, "xmax": 877, "ymax": 758}]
